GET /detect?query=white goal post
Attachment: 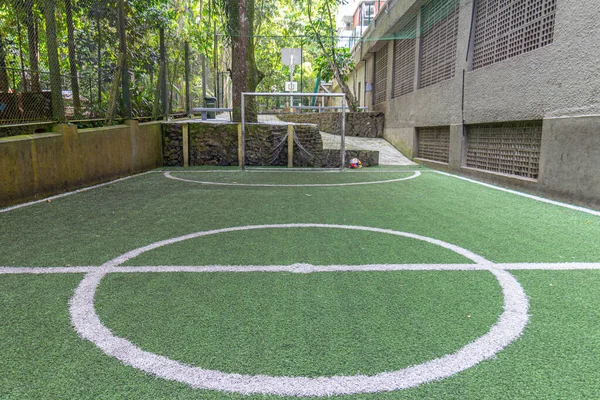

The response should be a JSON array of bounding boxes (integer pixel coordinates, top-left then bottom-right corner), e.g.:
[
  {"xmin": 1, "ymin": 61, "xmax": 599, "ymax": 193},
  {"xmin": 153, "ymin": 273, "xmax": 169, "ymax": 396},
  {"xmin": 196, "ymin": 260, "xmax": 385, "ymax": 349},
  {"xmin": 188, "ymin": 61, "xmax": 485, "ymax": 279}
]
[{"xmin": 240, "ymin": 92, "xmax": 347, "ymax": 171}]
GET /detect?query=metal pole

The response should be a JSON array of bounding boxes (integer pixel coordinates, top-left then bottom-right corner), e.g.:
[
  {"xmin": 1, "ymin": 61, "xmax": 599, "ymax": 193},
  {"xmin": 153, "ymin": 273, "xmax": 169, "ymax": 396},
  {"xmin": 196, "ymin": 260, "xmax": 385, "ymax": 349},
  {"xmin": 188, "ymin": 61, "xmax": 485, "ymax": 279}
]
[
  {"xmin": 201, "ymin": 54, "xmax": 206, "ymax": 104},
  {"xmin": 289, "ymin": 55, "xmax": 294, "ymax": 111},
  {"xmin": 214, "ymin": 28, "xmax": 219, "ymax": 108},
  {"xmin": 341, "ymin": 96, "xmax": 346, "ymax": 171},
  {"xmin": 241, "ymin": 93, "xmax": 246, "ymax": 171},
  {"xmin": 184, "ymin": 41, "xmax": 190, "ymax": 116},
  {"xmin": 300, "ymin": 44, "xmax": 303, "ymax": 97}
]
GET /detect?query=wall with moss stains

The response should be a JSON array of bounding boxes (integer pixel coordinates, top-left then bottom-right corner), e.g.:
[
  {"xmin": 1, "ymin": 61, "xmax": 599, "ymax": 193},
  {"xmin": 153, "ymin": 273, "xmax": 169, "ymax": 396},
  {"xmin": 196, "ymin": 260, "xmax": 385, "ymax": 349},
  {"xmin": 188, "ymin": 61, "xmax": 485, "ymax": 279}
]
[{"xmin": 0, "ymin": 120, "xmax": 162, "ymax": 207}]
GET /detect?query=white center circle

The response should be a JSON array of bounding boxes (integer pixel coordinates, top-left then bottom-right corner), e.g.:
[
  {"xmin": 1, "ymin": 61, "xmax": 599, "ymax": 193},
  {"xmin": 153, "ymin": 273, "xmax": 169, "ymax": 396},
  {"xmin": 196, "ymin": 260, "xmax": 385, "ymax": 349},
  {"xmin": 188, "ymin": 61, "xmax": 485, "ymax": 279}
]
[
  {"xmin": 164, "ymin": 170, "xmax": 421, "ymax": 187},
  {"xmin": 69, "ymin": 224, "xmax": 529, "ymax": 396}
]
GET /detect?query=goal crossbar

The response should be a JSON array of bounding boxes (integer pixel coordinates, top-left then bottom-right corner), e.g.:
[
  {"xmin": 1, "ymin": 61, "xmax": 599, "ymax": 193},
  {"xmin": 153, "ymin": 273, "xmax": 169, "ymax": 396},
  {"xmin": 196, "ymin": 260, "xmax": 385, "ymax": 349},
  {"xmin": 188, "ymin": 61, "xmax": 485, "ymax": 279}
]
[{"xmin": 241, "ymin": 92, "xmax": 347, "ymax": 171}]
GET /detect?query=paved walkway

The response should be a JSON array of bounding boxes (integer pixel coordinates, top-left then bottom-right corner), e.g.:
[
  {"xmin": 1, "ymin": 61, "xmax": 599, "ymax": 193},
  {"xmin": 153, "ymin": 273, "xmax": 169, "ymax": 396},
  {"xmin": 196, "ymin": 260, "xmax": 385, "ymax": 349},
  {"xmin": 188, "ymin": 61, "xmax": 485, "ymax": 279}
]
[
  {"xmin": 320, "ymin": 132, "xmax": 416, "ymax": 166},
  {"xmin": 256, "ymin": 114, "xmax": 415, "ymax": 166}
]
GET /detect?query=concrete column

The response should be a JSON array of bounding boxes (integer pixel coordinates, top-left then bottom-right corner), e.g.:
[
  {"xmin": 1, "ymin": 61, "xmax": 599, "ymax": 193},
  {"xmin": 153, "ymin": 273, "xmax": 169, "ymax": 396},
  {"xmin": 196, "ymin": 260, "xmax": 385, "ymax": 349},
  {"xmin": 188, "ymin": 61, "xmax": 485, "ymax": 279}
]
[
  {"xmin": 386, "ymin": 40, "xmax": 395, "ymax": 102},
  {"xmin": 52, "ymin": 123, "xmax": 83, "ymax": 188},
  {"xmin": 448, "ymin": 124, "xmax": 464, "ymax": 170},
  {"xmin": 364, "ymin": 56, "xmax": 374, "ymax": 109},
  {"xmin": 125, "ymin": 119, "xmax": 139, "ymax": 172},
  {"xmin": 538, "ymin": 116, "xmax": 600, "ymax": 206},
  {"xmin": 413, "ymin": 9, "xmax": 422, "ymax": 90}
]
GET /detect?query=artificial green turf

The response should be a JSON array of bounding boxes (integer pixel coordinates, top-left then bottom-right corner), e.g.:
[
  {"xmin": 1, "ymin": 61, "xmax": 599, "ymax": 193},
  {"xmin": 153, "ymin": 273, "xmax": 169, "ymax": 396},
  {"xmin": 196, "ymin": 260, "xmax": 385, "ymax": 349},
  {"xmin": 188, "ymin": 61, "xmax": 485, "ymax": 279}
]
[
  {"xmin": 1, "ymin": 168, "xmax": 600, "ymax": 398},
  {"xmin": 125, "ymin": 227, "xmax": 470, "ymax": 266},
  {"xmin": 1, "ymin": 271, "xmax": 599, "ymax": 399},
  {"xmin": 95, "ymin": 271, "xmax": 501, "ymax": 377},
  {"xmin": 0, "ymin": 170, "xmax": 598, "ymax": 267}
]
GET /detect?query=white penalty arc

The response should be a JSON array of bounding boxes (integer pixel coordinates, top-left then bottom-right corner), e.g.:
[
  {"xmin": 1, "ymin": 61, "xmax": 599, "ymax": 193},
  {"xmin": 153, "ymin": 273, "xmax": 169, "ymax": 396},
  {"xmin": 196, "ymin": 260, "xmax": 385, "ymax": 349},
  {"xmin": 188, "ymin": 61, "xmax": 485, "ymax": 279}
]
[
  {"xmin": 69, "ymin": 224, "xmax": 529, "ymax": 397},
  {"xmin": 163, "ymin": 170, "xmax": 421, "ymax": 187}
]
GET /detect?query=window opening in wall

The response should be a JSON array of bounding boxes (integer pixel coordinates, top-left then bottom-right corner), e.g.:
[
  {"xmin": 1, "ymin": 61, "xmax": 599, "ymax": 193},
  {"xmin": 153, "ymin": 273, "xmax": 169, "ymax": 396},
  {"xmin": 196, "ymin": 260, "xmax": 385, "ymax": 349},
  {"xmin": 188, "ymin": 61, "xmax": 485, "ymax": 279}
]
[
  {"xmin": 419, "ymin": 0, "xmax": 460, "ymax": 88},
  {"xmin": 466, "ymin": 121, "xmax": 542, "ymax": 179},
  {"xmin": 472, "ymin": 0, "xmax": 557, "ymax": 70},
  {"xmin": 417, "ymin": 126, "xmax": 451, "ymax": 163},
  {"xmin": 374, "ymin": 45, "xmax": 389, "ymax": 105},
  {"xmin": 393, "ymin": 16, "xmax": 417, "ymax": 98}
]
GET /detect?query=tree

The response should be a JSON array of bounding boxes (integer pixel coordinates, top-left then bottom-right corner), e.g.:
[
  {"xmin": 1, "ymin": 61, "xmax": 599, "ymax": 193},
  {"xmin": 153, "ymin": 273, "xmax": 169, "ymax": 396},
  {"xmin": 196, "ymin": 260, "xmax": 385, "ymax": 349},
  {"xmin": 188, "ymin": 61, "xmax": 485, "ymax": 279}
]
[
  {"xmin": 314, "ymin": 47, "xmax": 354, "ymax": 83},
  {"xmin": 16, "ymin": 0, "xmax": 42, "ymax": 92},
  {"xmin": 0, "ymin": 35, "xmax": 9, "ymax": 92},
  {"xmin": 305, "ymin": 0, "xmax": 358, "ymax": 112},
  {"xmin": 42, "ymin": 0, "xmax": 64, "ymax": 121},
  {"xmin": 225, "ymin": 0, "xmax": 264, "ymax": 122},
  {"xmin": 252, "ymin": 0, "xmax": 319, "ymax": 96}
]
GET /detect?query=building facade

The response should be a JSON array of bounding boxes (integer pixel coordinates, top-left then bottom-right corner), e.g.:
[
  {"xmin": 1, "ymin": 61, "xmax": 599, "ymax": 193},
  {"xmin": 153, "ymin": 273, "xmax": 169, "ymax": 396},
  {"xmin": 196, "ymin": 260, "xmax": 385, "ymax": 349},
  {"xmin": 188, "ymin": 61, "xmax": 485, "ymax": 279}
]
[{"xmin": 342, "ymin": 0, "xmax": 600, "ymax": 206}]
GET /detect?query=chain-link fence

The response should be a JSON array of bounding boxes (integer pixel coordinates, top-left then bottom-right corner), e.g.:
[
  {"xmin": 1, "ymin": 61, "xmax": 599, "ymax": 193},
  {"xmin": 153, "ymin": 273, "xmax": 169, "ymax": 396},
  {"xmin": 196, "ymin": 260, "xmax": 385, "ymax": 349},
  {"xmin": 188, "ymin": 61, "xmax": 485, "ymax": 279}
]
[{"xmin": 0, "ymin": 0, "xmax": 221, "ymax": 125}]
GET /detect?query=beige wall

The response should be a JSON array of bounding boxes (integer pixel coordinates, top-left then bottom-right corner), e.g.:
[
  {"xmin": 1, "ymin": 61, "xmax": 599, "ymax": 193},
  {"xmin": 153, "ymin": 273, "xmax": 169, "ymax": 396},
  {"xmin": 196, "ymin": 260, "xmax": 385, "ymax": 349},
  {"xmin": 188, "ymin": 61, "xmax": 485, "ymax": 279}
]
[
  {"xmin": 0, "ymin": 121, "xmax": 162, "ymax": 207},
  {"xmin": 347, "ymin": 0, "xmax": 600, "ymax": 207}
]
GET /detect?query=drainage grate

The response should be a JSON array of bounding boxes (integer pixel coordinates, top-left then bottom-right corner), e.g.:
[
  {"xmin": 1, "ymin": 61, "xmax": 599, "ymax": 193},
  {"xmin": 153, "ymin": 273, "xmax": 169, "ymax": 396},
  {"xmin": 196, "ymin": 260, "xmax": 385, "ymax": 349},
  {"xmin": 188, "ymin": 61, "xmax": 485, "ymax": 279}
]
[
  {"xmin": 393, "ymin": 16, "xmax": 417, "ymax": 98},
  {"xmin": 466, "ymin": 121, "xmax": 542, "ymax": 179},
  {"xmin": 417, "ymin": 126, "xmax": 450, "ymax": 163},
  {"xmin": 420, "ymin": 0, "xmax": 460, "ymax": 88},
  {"xmin": 374, "ymin": 45, "xmax": 389, "ymax": 104},
  {"xmin": 472, "ymin": 0, "xmax": 557, "ymax": 70}
]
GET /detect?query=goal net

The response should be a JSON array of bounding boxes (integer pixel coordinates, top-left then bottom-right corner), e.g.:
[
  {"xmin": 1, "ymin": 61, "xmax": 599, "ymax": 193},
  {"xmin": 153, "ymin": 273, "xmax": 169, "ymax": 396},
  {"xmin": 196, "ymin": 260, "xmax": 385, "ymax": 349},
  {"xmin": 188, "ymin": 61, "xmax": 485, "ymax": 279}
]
[{"xmin": 241, "ymin": 92, "xmax": 347, "ymax": 170}]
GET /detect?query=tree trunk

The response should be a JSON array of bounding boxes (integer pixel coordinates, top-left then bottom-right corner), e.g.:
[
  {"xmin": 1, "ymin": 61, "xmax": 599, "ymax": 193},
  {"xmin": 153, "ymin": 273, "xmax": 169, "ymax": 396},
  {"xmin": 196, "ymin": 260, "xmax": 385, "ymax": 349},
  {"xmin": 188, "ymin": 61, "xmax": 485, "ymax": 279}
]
[
  {"xmin": 65, "ymin": 0, "xmax": 81, "ymax": 115},
  {"xmin": 118, "ymin": 0, "xmax": 131, "ymax": 118},
  {"xmin": 0, "ymin": 36, "xmax": 9, "ymax": 93},
  {"xmin": 96, "ymin": 15, "xmax": 102, "ymax": 107},
  {"xmin": 331, "ymin": 61, "xmax": 358, "ymax": 111},
  {"xmin": 24, "ymin": 0, "xmax": 41, "ymax": 92},
  {"xmin": 42, "ymin": 0, "xmax": 65, "ymax": 122},
  {"xmin": 229, "ymin": 0, "xmax": 264, "ymax": 122},
  {"xmin": 160, "ymin": 28, "xmax": 168, "ymax": 119},
  {"xmin": 306, "ymin": 0, "xmax": 358, "ymax": 112}
]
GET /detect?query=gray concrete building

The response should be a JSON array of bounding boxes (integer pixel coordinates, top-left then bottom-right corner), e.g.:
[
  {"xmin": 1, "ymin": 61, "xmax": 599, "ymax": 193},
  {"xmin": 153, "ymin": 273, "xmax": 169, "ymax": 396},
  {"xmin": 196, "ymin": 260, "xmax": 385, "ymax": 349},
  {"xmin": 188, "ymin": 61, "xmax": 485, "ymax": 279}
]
[{"xmin": 341, "ymin": 0, "xmax": 600, "ymax": 207}]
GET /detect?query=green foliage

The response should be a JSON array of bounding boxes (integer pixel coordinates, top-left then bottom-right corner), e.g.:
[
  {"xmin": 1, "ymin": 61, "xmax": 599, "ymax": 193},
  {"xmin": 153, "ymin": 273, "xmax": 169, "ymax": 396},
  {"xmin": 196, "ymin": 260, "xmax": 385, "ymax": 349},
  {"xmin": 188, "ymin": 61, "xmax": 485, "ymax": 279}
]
[
  {"xmin": 0, "ymin": 0, "xmax": 356, "ymax": 118},
  {"xmin": 314, "ymin": 47, "xmax": 354, "ymax": 82}
]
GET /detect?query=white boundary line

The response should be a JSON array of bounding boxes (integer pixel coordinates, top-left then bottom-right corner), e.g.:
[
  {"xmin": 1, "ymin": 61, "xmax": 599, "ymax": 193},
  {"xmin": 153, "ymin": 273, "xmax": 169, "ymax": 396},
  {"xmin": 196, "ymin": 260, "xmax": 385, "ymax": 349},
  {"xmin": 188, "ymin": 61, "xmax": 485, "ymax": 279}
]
[
  {"xmin": 67, "ymin": 224, "xmax": 529, "ymax": 396},
  {"xmin": 3, "ymin": 262, "xmax": 600, "ymax": 275},
  {"xmin": 163, "ymin": 171, "xmax": 422, "ymax": 187},
  {"xmin": 0, "ymin": 171, "xmax": 159, "ymax": 214},
  {"xmin": 430, "ymin": 170, "xmax": 600, "ymax": 217}
]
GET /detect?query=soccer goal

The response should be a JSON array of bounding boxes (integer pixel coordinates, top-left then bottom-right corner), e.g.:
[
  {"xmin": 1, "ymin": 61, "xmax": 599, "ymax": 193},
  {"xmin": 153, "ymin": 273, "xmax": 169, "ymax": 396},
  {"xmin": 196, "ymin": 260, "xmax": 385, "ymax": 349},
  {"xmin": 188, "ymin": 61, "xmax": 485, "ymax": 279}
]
[{"xmin": 241, "ymin": 92, "xmax": 347, "ymax": 170}]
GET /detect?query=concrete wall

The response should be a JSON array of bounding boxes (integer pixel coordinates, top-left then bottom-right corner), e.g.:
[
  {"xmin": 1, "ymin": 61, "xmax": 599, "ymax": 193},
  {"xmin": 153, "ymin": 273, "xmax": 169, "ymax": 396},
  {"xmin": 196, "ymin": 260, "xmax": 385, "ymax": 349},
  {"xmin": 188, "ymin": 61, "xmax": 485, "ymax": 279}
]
[
  {"xmin": 538, "ymin": 116, "xmax": 600, "ymax": 207},
  {"xmin": 0, "ymin": 121, "xmax": 162, "ymax": 207},
  {"xmin": 348, "ymin": 0, "xmax": 600, "ymax": 207}
]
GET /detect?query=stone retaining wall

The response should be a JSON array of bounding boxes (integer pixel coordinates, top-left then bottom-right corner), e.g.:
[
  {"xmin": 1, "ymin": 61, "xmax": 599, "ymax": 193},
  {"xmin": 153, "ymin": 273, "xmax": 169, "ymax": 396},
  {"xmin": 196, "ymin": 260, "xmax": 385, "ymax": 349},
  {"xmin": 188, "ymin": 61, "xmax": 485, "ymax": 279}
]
[
  {"xmin": 162, "ymin": 121, "xmax": 379, "ymax": 168},
  {"xmin": 278, "ymin": 112, "xmax": 385, "ymax": 138}
]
